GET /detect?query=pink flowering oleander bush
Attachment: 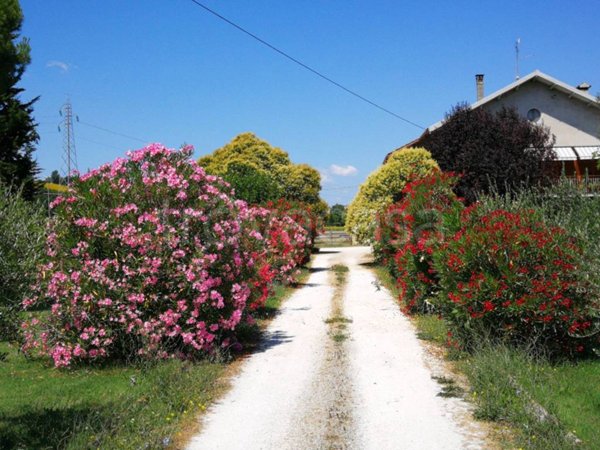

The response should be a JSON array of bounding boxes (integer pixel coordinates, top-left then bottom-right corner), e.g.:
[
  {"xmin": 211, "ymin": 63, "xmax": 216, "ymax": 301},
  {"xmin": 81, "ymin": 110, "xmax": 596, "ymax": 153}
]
[{"xmin": 21, "ymin": 144, "xmax": 277, "ymax": 367}]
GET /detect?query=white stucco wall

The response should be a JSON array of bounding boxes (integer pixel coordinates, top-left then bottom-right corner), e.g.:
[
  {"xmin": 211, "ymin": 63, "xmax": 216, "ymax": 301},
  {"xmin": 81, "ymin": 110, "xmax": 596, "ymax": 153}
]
[{"xmin": 481, "ymin": 81, "xmax": 600, "ymax": 146}]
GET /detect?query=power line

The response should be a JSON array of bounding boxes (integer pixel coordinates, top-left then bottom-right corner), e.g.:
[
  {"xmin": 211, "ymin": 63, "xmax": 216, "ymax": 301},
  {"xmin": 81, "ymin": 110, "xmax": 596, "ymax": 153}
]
[
  {"xmin": 187, "ymin": 0, "xmax": 424, "ymax": 130},
  {"xmin": 321, "ymin": 184, "xmax": 360, "ymax": 191},
  {"xmin": 78, "ymin": 136, "xmax": 131, "ymax": 152},
  {"xmin": 35, "ymin": 114, "xmax": 61, "ymax": 119},
  {"xmin": 78, "ymin": 120, "xmax": 148, "ymax": 143}
]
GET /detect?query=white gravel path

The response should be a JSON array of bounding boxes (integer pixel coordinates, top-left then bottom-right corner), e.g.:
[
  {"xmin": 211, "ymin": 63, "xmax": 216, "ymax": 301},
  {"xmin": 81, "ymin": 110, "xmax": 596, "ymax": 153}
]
[
  {"xmin": 186, "ymin": 250, "xmax": 337, "ymax": 450},
  {"xmin": 186, "ymin": 246, "xmax": 489, "ymax": 450},
  {"xmin": 343, "ymin": 247, "xmax": 487, "ymax": 449}
]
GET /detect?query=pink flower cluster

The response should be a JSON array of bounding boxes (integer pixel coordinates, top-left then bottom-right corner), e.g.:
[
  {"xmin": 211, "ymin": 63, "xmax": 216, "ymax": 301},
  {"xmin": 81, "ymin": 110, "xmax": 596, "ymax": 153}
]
[{"xmin": 22, "ymin": 144, "xmax": 310, "ymax": 367}]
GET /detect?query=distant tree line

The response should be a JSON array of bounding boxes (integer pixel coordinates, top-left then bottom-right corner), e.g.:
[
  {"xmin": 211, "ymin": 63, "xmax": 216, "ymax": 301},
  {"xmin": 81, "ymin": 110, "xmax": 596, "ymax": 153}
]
[
  {"xmin": 326, "ymin": 204, "xmax": 346, "ymax": 227},
  {"xmin": 43, "ymin": 170, "xmax": 67, "ymax": 185}
]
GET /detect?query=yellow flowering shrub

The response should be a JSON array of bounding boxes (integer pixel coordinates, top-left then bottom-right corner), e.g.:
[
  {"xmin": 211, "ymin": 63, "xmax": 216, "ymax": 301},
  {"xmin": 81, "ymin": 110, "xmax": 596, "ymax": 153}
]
[{"xmin": 346, "ymin": 148, "xmax": 438, "ymax": 244}]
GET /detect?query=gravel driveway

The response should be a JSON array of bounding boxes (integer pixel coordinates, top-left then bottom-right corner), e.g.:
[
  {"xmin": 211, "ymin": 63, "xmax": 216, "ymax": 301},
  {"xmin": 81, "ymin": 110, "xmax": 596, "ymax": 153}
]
[{"xmin": 186, "ymin": 246, "xmax": 489, "ymax": 450}]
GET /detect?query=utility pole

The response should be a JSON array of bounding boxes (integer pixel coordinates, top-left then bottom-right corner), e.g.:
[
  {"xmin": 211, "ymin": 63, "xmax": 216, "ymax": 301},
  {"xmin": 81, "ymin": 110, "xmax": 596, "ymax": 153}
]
[{"xmin": 59, "ymin": 99, "xmax": 78, "ymax": 184}]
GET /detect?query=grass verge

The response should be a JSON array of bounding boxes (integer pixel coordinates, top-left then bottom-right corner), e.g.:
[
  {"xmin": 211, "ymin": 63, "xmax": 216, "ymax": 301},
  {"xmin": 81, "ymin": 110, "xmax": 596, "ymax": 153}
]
[
  {"xmin": 372, "ymin": 264, "xmax": 599, "ymax": 450},
  {"xmin": 259, "ymin": 267, "xmax": 311, "ymax": 321},
  {"xmin": 0, "ymin": 268, "xmax": 310, "ymax": 449},
  {"xmin": 0, "ymin": 342, "xmax": 225, "ymax": 449},
  {"xmin": 235, "ymin": 267, "xmax": 310, "ymax": 348}
]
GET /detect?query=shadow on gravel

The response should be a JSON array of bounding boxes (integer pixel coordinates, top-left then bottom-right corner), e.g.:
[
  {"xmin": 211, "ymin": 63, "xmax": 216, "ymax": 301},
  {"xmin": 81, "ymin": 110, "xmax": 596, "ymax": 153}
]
[
  {"xmin": 293, "ymin": 282, "xmax": 321, "ymax": 288},
  {"xmin": 256, "ymin": 330, "xmax": 293, "ymax": 353},
  {"xmin": 309, "ymin": 267, "xmax": 329, "ymax": 273},
  {"xmin": 286, "ymin": 306, "xmax": 311, "ymax": 311},
  {"xmin": 432, "ymin": 376, "xmax": 464, "ymax": 398},
  {"xmin": 358, "ymin": 261, "xmax": 377, "ymax": 268},
  {"xmin": 315, "ymin": 250, "xmax": 341, "ymax": 254}
]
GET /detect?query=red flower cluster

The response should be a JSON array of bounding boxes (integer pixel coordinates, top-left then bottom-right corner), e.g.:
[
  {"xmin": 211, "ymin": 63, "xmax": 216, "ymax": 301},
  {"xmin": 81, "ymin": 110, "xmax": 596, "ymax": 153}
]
[
  {"xmin": 373, "ymin": 171, "xmax": 463, "ymax": 313},
  {"xmin": 266, "ymin": 199, "xmax": 324, "ymax": 265},
  {"xmin": 375, "ymin": 169, "xmax": 599, "ymax": 357},
  {"xmin": 434, "ymin": 208, "xmax": 598, "ymax": 356},
  {"xmin": 242, "ymin": 204, "xmax": 310, "ymax": 309}
]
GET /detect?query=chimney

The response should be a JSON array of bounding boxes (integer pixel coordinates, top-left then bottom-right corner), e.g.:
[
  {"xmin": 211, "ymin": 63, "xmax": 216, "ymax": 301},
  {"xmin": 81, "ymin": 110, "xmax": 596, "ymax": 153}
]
[
  {"xmin": 476, "ymin": 74, "xmax": 485, "ymax": 101},
  {"xmin": 576, "ymin": 82, "xmax": 591, "ymax": 92}
]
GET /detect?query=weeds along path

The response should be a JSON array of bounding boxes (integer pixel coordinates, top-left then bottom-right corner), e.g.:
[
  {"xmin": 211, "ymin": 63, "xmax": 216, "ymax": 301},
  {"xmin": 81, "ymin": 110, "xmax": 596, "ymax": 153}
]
[
  {"xmin": 187, "ymin": 247, "xmax": 489, "ymax": 449},
  {"xmin": 287, "ymin": 261, "xmax": 357, "ymax": 449}
]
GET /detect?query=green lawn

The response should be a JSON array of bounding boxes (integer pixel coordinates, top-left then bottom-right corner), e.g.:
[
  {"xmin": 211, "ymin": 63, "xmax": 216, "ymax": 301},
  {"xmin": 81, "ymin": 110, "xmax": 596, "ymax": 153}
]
[
  {"xmin": 512, "ymin": 357, "xmax": 600, "ymax": 448},
  {"xmin": 0, "ymin": 269, "xmax": 309, "ymax": 449},
  {"xmin": 459, "ymin": 345, "xmax": 599, "ymax": 450},
  {"xmin": 0, "ymin": 340, "xmax": 225, "ymax": 449},
  {"xmin": 530, "ymin": 361, "xmax": 599, "ymax": 443},
  {"xmin": 372, "ymin": 264, "xmax": 600, "ymax": 450}
]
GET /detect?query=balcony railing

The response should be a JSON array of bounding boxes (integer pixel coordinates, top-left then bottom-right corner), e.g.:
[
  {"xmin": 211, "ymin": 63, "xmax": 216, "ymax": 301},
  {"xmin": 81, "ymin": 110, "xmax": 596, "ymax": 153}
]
[{"xmin": 561, "ymin": 176, "xmax": 600, "ymax": 193}]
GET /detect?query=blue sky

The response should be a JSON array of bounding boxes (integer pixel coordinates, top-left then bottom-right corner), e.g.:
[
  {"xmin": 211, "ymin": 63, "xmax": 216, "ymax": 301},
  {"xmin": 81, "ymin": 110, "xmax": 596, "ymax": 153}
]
[{"xmin": 19, "ymin": 0, "xmax": 600, "ymax": 205}]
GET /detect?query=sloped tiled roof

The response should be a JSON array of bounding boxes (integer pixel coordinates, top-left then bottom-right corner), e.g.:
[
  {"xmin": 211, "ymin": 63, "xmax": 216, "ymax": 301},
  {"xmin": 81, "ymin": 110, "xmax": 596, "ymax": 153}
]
[
  {"xmin": 426, "ymin": 70, "xmax": 599, "ymax": 133},
  {"xmin": 384, "ymin": 70, "xmax": 600, "ymax": 163}
]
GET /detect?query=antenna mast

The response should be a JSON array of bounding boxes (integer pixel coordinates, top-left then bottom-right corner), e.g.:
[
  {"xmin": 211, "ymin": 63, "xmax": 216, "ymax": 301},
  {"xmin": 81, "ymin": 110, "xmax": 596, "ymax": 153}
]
[
  {"xmin": 515, "ymin": 38, "xmax": 521, "ymax": 80},
  {"xmin": 59, "ymin": 99, "xmax": 78, "ymax": 184}
]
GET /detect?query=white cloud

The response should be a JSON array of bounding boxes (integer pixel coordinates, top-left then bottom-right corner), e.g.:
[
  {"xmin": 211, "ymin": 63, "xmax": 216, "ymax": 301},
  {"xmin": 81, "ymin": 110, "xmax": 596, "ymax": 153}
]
[
  {"xmin": 319, "ymin": 169, "xmax": 333, "ymax": 184},
  {"xmin": 329, "ymin": 164, "xmax": 358, "ymax": 176},
  {"xmin": 46, "ymin": 60, "xmax": 71, "ymax": 73}
]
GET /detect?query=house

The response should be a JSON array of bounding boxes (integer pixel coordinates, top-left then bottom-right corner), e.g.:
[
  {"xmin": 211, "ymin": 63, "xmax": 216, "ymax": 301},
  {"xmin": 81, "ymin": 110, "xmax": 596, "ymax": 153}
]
[{"xmin": 386, "ymin": 70, "xmax": 600, "ymax": 184}]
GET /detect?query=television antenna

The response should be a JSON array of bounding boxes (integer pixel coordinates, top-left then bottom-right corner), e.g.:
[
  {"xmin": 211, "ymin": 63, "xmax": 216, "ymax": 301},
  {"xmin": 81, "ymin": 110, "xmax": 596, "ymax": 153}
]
[{"xmin": 515, "ymin": 38, "xmax": 521, "ymax": 80}]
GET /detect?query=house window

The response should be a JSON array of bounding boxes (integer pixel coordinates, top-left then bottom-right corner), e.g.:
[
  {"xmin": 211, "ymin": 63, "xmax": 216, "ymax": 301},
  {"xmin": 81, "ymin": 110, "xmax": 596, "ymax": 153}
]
[{"xmin": 527, "ymin": 108, "xmax": 541, "ymax": 122}]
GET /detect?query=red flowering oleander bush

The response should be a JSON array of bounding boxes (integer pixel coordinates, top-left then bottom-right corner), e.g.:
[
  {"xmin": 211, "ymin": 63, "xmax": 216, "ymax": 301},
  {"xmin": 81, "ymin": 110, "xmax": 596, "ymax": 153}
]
[
  {"xmin": 433, "ymin": 207, "xmax": 599, "ymax": 357},
  {"xmin": 266, "ymin": 199, "xmax": 323, "ymax": 264},
  {"xmin": 20, "ymin": 144, "xmax": 296, "ymax": 367},
  {"xmin": 242, "ymin": 206, "xmax": 309, "ymax": 304},
  {"xmin": 373, "ymin": 172, "xmax": 463, "ymax": 313}
]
